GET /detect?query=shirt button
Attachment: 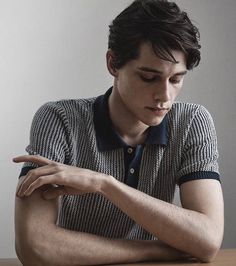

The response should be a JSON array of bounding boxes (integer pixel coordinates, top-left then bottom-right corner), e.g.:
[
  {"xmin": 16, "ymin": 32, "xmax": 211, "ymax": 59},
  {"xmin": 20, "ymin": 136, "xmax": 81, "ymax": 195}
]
[
  {"xmin": 127, "ymin": 147, "xmax": 133, "ymax": 154},
  {"xmin": 129, "ymin": 168, "xmax": 135, "ymax": 174}
]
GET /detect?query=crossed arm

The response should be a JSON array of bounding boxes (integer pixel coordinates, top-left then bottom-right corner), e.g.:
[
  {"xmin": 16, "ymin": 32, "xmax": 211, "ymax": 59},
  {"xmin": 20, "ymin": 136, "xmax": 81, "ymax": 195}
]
[{"xmin": 14, "ymin": 155, "xmax": 224, "ymax": 266}]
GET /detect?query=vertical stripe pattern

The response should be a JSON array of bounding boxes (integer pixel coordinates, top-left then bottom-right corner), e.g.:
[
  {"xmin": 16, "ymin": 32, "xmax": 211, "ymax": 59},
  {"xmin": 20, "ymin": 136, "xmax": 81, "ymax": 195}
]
[{"xmin": 22, "ymin": 98, "xmax": 220, "ymax": 240}]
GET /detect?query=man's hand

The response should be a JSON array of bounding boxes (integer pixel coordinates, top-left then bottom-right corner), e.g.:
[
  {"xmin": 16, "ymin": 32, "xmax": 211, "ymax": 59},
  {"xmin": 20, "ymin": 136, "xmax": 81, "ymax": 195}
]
[{"xmin": 14, "ymin": 155, "xmax": 107, "ymax": 199}]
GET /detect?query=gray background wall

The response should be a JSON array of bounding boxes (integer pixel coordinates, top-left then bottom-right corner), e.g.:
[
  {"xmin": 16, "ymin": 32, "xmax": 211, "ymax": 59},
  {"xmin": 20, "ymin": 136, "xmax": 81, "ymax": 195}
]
[{"xmin": 0, "ymin": 0, "xmax": 235, "ymax": 258}]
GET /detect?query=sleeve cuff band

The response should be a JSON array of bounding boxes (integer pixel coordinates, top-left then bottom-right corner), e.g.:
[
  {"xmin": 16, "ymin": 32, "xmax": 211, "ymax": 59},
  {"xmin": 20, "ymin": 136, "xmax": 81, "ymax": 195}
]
[{"xmin": 178, "ymin": 171, "xmax": 220, "ymax": 186}]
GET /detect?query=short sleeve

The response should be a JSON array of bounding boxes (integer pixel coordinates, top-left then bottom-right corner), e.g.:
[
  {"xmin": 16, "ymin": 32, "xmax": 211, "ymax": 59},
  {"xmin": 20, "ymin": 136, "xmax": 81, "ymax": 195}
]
[
  {"xmin": 19, "ymin": 102, "xmax": 70, "ymax": 177},
  {"xmin": 177, "ymin": 105, "xmax": 220, "ymax": 186}
]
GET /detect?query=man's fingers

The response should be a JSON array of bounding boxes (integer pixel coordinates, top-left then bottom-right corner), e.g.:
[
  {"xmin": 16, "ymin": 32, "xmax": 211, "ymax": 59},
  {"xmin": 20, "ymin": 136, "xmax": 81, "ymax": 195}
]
[
  {"xmin": 13, "ymin": 155, "xmax": 63, "ymax": 197},
  {"xmin": 24, "ymin": 174, "xmax": 58, "ymax": 196},
  {"xmin": 16, "ymin": 165, "xmax": 60, "ymax": 197},
  {"xmin": 15, "ymin": 176, "xmax": 26, "ymax": 195},
  {"xmin": 13, "ymin": 155, "xmax": 53, "ymax": 166},
  {"xmin": 42, "ymin": 187, "xmax": 87, "ymax": 200}
]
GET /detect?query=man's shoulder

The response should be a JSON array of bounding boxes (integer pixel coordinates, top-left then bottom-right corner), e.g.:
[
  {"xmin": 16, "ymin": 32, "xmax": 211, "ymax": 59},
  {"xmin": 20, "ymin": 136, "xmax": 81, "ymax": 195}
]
[
  {"xmin": 29, "ymin": 97, "xmax": 97, "ymax": 131},
  {"xmin": 44, "ymin": 96, "xmax": 96, "ymax": 111},
  {"xmin": 35, "ymin": 97, "xmax": 96, "ymax": 118},
  {"xmin": 171, "ymin": 102, "xmax": 201, "ymax": 113},
  {"xmin": 168, "ymin": 102, "xmax": 213, "ymax": 127},
  {"xmin": 169, "ymin": 102, "xmax": 211, "ymax": 118}
]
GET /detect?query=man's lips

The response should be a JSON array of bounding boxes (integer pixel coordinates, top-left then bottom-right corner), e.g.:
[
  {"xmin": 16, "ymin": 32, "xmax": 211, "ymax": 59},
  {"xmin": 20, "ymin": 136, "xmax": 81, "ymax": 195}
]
[
  {"xmin": 145, "ymin": 106, "xmax": 169, "ymax": 115},
  {"xmin": 146, "ymin": 106, "xmax": 169, "ymax": 111}
]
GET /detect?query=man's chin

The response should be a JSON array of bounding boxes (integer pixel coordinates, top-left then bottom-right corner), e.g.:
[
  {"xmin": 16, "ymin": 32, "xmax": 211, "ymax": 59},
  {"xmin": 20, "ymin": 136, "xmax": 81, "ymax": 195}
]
[{"xmin": 145, "ymin": 116, "xmax": 165, "ymax": 127}]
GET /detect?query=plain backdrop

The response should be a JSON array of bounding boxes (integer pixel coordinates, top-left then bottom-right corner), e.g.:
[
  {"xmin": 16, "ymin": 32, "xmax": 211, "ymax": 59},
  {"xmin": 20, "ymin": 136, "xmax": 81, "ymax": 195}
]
[{"xmin": 0, "ymin": 0, "xmax": 235, "ymax": 258}]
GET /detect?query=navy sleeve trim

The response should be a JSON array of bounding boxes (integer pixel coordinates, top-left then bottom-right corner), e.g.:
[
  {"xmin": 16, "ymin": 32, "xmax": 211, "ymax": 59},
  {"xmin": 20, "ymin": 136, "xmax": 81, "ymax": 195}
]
[
  {"xmin": 19, "ymin": 166, "xmax": 37, "ymax": 179},
  {"xmin": 178, "ymin": 171, "xmax": 220, "ymax": 186}
]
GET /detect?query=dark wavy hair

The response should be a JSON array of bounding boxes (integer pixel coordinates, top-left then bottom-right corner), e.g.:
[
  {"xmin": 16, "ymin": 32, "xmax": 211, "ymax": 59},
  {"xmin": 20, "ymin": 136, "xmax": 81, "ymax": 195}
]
[{"xmin": 108, "ymin": 0, "xmax": 201, "ymax": 70}]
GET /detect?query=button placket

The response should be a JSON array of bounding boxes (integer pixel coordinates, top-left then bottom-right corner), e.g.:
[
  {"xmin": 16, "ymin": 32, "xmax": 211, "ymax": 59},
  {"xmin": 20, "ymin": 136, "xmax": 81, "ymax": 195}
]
[{"xmin": 124, "ymin": 145, "xmax": 143, "ymax": 188}]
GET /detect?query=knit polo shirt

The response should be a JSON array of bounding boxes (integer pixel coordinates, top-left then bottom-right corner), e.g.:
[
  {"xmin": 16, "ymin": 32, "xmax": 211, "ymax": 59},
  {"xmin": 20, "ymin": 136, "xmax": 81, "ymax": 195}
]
[
  {"xmin": 93, "ymin": 87, "xmax": 169, "ymax": 188},
  {"xmin": 20, "ymin": 87, "xmax": 220, "ymax": 240}
]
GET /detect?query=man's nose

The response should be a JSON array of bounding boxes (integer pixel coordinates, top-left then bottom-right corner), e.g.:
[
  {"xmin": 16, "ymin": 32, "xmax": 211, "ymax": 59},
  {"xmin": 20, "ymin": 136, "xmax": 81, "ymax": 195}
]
[{"xmin": 153, "ymin": 81, "xmax": 171, "ymax": 102}]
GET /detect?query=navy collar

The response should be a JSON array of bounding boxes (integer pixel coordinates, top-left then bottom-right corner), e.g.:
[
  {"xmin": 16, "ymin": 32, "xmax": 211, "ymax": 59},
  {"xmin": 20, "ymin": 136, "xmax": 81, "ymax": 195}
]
[{"xmin": 93, "ymin": 87, "xmax": 168, "ymax": 151}]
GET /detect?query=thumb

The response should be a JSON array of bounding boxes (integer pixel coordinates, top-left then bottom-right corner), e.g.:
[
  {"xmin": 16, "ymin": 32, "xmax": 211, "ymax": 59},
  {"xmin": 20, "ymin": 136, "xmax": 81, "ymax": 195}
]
[{"xmin": 43, "ymin": 186, "xmax": 66, "ymax": 200}]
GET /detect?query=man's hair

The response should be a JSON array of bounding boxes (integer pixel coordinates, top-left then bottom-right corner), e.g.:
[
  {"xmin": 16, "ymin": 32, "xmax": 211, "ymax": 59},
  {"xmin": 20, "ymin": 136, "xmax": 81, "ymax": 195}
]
[{"xmin": 108, "ymin": 0, "xmax": 201, "ymax": 70}]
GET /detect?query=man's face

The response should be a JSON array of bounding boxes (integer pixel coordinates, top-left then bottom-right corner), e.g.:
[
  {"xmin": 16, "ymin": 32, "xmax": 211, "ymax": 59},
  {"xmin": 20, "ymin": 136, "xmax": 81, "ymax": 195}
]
[{"xmin": 112, "ymin": 42, "xmax": 187, "ymax": 127}]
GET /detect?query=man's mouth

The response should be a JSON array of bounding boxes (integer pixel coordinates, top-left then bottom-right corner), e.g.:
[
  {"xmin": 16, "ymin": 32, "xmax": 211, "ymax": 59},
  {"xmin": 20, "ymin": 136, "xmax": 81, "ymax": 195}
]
[{"xmin": 145, "ymin": 106, "xmax": 169, "ymax": 115}]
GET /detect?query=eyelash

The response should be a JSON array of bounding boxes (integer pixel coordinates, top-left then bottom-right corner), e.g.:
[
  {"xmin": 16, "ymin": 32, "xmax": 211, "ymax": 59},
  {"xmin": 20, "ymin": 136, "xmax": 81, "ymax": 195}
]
[
  {"xmin": 140, "ymin": 76, "xmax": 157, "ymax": 82},
  {"xmin": 170, "ymin": 79, "xmax": 181, "ymax": 84},
  {"xmin": 140, "ymin": 75, "xmax": 181, "ymax": 84}
]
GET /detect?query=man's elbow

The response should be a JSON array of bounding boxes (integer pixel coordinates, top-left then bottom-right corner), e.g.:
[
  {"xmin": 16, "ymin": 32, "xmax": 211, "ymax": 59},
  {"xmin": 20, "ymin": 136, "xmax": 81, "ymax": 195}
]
[
  {"xmin": 197, "ymin": 235, "xmax": 222, "ymax": 263},
  {"xmin": 199, "ymin": 246, "xmax": 219, "ymax": 263},
  {"xmin": 15, "ymin": 238, "xmax": 45, "ymax": 266},
  {"xmin": 15, "ymin": 216, "xmax": 48, "ymax": 265},
  {"xmin": 15, "ymin": 241, "xmax": 33, "ymax": 266},
  {"xmin": 14, "ymin": 188, "xmax": 58, "ymax": 265}
]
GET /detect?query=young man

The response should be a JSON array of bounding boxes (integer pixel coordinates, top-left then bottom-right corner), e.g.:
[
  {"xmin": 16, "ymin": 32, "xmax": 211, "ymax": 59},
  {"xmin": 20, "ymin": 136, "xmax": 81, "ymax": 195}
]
[{"xmin": 14, "ymin": 0, "xmax": 224, "ymax": 265}]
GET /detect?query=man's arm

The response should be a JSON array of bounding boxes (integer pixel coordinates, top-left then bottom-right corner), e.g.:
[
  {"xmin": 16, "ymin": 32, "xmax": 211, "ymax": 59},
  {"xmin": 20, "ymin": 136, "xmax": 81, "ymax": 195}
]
[
  {"xmin": 15, "ymin": 187, "xmax": 58, "ymax": 265},
  {"xmin": 101, "ymin": 177, "xmax": 224, "ymax": 262},
  {"xmin": 15, "ymin": 184, "xmax": 189, "ymax": 266},
  {"xmin": 180, "ymin": 179, "xmax": 224, "ymax": 259},
  {"xmin": 15, "ymin": 155, "xmax": 224, "ymax": 264}
]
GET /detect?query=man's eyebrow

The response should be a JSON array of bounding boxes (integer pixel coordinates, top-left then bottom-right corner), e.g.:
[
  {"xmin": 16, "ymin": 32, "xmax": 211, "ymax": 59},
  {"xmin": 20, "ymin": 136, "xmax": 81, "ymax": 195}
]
[
  {"xmin": 137, "ymin": 66, "xmax": 187, "ymax": 76},
  {"xmin": 174, "ymin": 70, "xmax": 187, "ymax": 76}
]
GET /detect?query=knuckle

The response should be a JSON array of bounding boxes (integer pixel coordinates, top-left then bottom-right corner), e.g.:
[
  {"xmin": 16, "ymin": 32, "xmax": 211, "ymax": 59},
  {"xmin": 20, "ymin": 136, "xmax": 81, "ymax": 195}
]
[
  {"xmin": 54, "ymin": 165, "xmax": 62, "ymax": 172},
  {"xmin": 27, "ymin": 170, "xmax": 33, "ymax": 175},
  {"xmin": 51, "ymin": 161, "xmax": 58, "ymax": 165},
  {"xmin": 34, "ymin": 154, "xmax": 42, "ymax": 160},
  {"xmin": 55, "ymin": 164, "xmax": 64, "ymax": 171},
  {"xmin": 27, "ymin": 169, "xmax": 35, "ymax": 177},
  {"xmin": 57, "ymin": 171, "xmax": 64, "ymax": 178},
  {"xmin": 37, "ymin": 176, "xmax": 44, "ymax": 184},
  {"xmin": 57, "ymin": 172, "xmax": 66, "ymax": 182}
]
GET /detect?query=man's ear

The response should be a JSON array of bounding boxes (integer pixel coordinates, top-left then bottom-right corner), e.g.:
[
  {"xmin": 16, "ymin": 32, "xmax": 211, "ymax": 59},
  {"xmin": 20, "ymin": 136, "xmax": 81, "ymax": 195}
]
[{"xmin": 106, "ymin": 50, "xmax": 118, "ymax": 77}]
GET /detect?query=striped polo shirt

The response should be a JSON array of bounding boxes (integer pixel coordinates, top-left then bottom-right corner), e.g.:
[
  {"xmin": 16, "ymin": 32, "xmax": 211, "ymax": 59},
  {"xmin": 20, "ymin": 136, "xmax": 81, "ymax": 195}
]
[{"xmin": 20, "ymin": 87, "xmax": 220, "ymax": 240}]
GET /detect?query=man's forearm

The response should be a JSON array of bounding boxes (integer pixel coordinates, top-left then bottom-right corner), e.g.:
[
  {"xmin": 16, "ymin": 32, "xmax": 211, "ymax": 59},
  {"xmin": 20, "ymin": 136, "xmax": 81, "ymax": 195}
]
[
  {"xmin": 39, "ymin": 226, "xmax": 188, "ymax": 266},
  {"xmin": 100, "ymin": 176, "xmax": 223, "ymax": 262},
  {"xmin": 15, "ymin": 189, "xmax": 187, "ymax": 266}
]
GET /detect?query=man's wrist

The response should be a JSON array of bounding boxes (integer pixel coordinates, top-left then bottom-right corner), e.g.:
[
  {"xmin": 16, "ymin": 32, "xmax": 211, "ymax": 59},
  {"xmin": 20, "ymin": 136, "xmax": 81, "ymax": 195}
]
[{"xmin": 99, "ymin": 173, "xmax": 116, "ymax": 196}]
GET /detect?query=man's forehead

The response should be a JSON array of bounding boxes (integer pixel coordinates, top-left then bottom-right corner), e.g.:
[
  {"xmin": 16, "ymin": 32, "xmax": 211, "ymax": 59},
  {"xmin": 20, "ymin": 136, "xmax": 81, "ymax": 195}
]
[
  {"xmin": 137, "ymin": 66, "xmax": 187, "ymax": 76},
  {"xmin": 135, "ymin": 45, "xmax": 187, "ymax": 75},
  {"xmin": 137, "ymin": 42, "xmax": 185, "ymax": 62}
]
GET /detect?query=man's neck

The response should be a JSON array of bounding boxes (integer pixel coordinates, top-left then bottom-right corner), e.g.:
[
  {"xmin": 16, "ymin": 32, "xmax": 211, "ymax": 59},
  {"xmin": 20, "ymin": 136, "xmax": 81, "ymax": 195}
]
[{"xmin": 108, "ymin": 87, "xmax": 149, "ymax": 147}]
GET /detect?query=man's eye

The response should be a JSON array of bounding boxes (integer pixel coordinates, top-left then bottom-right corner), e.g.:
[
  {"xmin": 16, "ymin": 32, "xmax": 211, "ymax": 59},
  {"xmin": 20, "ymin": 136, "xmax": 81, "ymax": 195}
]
[
  {"xmin": 140, "ymin": 76, "xmax": 156, "ymax": 82},
  {"xmin": 170, "ymin": 79, "xmax": 181, "ymax": 84}
]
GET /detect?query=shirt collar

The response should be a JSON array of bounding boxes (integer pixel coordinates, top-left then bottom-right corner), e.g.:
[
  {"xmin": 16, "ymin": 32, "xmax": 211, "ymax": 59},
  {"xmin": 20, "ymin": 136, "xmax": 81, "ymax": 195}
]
[{"xmin": 93, "ymin": 87, "xmax": 168, "ymax": 151}]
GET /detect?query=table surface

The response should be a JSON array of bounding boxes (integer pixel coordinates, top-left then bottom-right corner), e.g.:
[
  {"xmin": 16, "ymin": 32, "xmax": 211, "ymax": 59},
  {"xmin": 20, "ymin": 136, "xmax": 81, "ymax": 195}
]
[{"xmin": 0, "ymin": 249, "xmax": 235, "ymax": 266}]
